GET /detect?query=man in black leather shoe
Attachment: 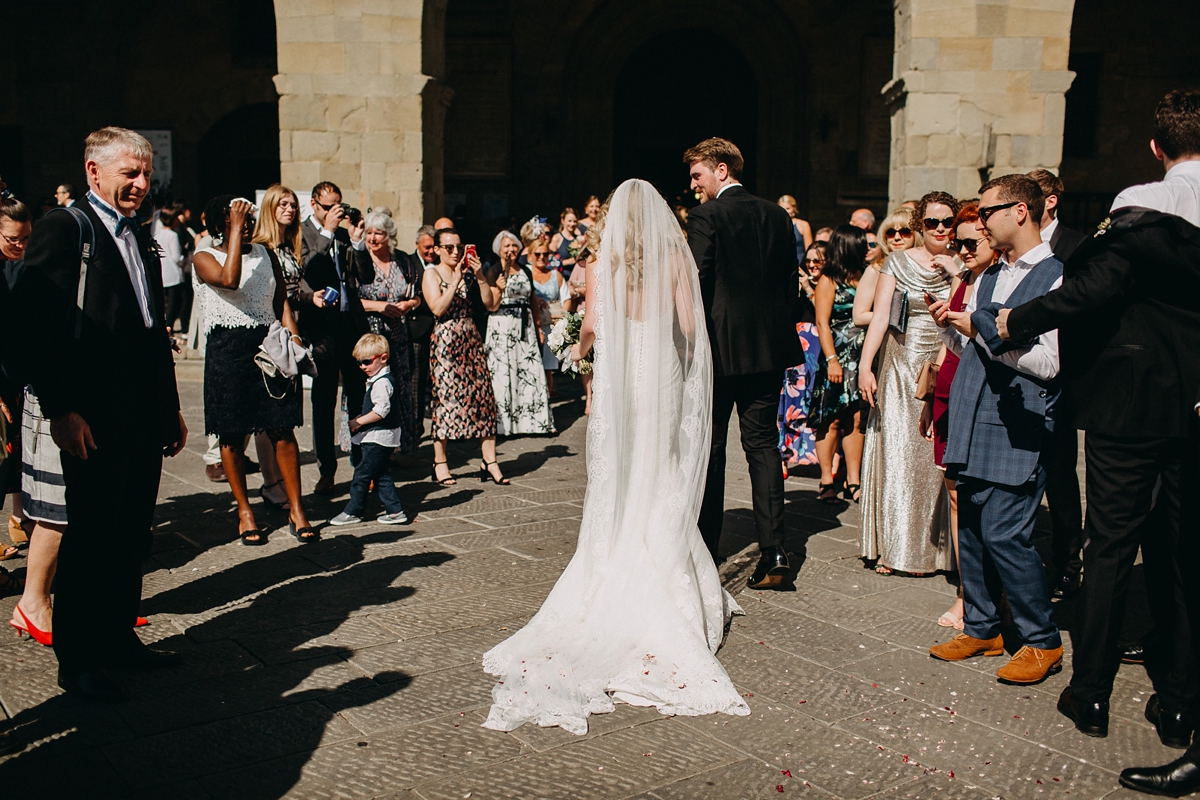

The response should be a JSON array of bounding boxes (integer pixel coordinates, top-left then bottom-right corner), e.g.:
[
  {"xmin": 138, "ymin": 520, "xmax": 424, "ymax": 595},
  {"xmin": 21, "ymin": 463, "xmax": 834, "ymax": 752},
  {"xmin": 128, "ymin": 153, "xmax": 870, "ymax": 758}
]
[
  {"xmin": 1120, "ymin": 743, "xmax": 1200, "ymax": 798},
  {"xmin": 684, "ymin": 138, "xmax": 804, "ymax": 590},
  {"xmin": 18, "ymin": 128, "xmax": 187, "ymax": 703}
]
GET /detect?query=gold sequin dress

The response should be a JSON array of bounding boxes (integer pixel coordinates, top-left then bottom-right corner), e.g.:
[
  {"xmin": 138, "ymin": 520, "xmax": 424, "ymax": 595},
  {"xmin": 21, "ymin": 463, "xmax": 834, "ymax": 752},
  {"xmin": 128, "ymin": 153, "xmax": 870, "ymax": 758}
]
[{"xmin": 860, "ymin": 250, "xmax": 954, "ymax": 573}]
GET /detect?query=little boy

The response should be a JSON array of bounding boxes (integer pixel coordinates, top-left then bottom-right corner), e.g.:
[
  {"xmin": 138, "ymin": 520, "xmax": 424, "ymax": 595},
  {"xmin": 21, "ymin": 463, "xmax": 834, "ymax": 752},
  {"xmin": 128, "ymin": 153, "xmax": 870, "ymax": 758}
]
[{"xmin": 330, "ymin": 334, "xmax": 409, "ymax": 526}]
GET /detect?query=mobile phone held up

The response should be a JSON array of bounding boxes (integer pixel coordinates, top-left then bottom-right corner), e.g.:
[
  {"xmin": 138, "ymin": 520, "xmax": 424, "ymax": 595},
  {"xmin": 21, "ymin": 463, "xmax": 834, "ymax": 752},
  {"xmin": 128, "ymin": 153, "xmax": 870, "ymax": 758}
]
[{"xmin": 463, "ymin": 244, "xmax": 477, "ymax": 264}]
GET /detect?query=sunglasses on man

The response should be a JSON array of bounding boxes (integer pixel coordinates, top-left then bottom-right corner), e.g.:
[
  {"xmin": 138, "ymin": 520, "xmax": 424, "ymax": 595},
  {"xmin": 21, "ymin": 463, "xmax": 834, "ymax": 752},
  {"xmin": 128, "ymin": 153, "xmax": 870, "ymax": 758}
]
[
  {"xmin": 885, "ymin": 227, "xmax": 913, "ymax": 238},
  {"xmin": 978, "ymin": 201, "xmax": 1020, "ymax": 224}
]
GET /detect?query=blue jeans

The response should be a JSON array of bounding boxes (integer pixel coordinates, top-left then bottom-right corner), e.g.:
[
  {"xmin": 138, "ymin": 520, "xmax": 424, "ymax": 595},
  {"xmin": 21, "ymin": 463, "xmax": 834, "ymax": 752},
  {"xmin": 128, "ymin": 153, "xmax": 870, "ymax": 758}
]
[{"xmin": 344, "ymin": 443, "xmax": 404, "ymax": 517}]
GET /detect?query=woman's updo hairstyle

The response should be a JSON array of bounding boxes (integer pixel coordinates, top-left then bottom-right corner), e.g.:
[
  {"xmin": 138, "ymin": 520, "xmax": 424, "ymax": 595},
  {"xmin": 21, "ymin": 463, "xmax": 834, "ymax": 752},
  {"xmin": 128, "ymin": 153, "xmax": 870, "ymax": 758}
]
[{"xmin": 203, "ymin": 194, "xmax": 238, "ymax": 246}]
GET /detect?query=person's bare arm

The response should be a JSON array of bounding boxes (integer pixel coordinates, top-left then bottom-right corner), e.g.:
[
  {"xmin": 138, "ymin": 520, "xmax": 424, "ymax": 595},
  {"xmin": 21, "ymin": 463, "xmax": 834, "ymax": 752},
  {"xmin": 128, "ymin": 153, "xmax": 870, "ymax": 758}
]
[
  {"xmin": 852, "ymin": 265, "xmax": 879, "ymax": 327},
  {"xmin": 192, "ymin": 201, "xmax": 251, "ymax": 289},
  {"xmin": 422, "ymin": 267, "xmax": 461, "ymax": 317},
  {"xmin": 858, "ymin": 270, "xmax": 897, "ymax": 407},
  {"xmin": 814, "ymin": 276, "xmax": 843, "ymax": 385},
  {"xmin": 571, "ymin": 265, "xmax": 598, "ymax": 361}
]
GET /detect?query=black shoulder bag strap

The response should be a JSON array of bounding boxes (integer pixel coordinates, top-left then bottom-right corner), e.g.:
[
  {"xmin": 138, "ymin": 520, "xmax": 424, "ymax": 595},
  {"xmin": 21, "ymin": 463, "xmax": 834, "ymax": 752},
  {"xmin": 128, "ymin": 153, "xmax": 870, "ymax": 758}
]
[{"xmin": 46, "ymin": 206, "xmax": 96, "ymax": 339}]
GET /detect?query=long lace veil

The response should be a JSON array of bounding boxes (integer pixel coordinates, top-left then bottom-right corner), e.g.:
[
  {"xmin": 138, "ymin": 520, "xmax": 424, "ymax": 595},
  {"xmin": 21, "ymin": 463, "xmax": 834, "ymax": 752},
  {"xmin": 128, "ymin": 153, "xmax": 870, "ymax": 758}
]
[{"xmin": 482, "ymin": 179, "xmax": 748, "ymax": 734}]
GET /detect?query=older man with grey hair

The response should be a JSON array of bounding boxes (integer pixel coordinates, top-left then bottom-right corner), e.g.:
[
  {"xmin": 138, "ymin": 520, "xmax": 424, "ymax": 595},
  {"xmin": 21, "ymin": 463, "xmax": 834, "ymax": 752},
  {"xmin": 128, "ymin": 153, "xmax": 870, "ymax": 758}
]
[
  {"xmin": 405, "ymin": 224, "xmax": 438, "ymax": 426},
  {"xmin": 849, "ymin": 207, "xmax": 876, "ymax": 230},
  {"xmin": 17, "ymin": 126, "xmax": 188, "ymax": 702}
]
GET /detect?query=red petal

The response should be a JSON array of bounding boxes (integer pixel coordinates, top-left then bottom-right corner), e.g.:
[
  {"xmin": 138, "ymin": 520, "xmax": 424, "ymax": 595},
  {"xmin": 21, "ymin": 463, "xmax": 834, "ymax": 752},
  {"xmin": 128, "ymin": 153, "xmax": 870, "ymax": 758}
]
[
  {"xmin": 782, "ymin": 770, "xmax": 792, "ymax": 777},
  {"xmin": 775, "ymin": 786, "xmax": 784, "ymax": 793},
  {"xmin": 948, "ymin": 771, "xmax": 955, "ymax": 778}
]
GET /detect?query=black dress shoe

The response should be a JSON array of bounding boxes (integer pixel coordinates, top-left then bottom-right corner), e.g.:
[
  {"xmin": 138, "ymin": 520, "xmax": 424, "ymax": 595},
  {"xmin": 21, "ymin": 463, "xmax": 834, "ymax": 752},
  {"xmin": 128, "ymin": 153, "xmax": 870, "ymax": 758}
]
[
  {"xmin": 1146, "ymin": 694, "xmax": 1196, "ymax": 749},
  {"xmin": 747, "ymin": 546, "xmax": 790, "ymax": 590},
  {"xmin": 1120, "ymin": 755, "xmax": 1200, "ymax": 797},
  {"xmin": 118, "ymin": 645, "xmax": 182, "ymax": 671},
  {"xmin": 1052, "ymin": 572, "xmax": 1081, "ymax": 599},
  {"xmin": 58, "ymin": 670, "xmax": 127, "ymax": 703},
  {"xmin": 1057, "ymin": 685, "xmax": 1109, "ymax": 737},
  {"xmin": 1122, "ymin": 640, "xmax": 1149, "ymax": 665}
]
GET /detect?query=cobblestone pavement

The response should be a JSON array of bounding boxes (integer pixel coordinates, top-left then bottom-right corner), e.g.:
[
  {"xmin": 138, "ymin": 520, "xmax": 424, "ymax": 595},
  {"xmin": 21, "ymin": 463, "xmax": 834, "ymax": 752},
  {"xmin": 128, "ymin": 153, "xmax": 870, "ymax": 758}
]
[{"xmin": 0, "ymin": 362, "xmax": 1175, "ymax": 798}]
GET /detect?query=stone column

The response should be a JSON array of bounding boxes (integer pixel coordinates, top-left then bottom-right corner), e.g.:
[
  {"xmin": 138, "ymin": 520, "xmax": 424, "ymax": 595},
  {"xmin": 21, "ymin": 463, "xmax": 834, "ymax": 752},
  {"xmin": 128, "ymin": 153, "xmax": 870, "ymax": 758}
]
[
  {"xmin": 886, "ymin": 0, "xmax": 1076, "ymax": 207},
  {"xmin": 274, "ymin": 0, "xmax": 431, "ymax": 235}
]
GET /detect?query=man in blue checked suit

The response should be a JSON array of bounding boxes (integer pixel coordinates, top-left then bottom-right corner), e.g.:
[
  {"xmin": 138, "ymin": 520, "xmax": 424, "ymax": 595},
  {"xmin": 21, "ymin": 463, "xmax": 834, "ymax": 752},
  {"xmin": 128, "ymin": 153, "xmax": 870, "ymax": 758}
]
[{"xmin": 926, "ymin": 174, "xmax": 1064, "ymax": 686}]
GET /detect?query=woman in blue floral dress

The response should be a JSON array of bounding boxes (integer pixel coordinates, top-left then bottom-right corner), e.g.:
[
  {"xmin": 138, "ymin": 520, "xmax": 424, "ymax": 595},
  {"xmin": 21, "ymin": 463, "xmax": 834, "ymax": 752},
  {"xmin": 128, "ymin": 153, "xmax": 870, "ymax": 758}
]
[{"xmin": 778, "ymin": 242, "xmax": 827, "ymax": 472}]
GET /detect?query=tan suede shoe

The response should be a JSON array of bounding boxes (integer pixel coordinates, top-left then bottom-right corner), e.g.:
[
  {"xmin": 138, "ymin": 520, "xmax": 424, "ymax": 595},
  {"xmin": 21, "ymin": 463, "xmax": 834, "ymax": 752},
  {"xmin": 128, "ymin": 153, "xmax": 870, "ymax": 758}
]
[
  {"xmin": 929, "ymin": 633, "xmax": 1005, "ymax": 661},
  {"xmin": 996, "ymin": 645, "xmax": 1063, "ymax": 684}
]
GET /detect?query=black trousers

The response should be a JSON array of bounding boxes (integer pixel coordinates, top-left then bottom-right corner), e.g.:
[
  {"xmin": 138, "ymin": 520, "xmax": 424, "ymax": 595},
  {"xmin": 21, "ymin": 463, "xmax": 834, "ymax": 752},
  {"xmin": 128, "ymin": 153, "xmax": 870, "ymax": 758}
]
[
  {"xmin": 1045, "ymin": 423, "xmax": 1084, "ymax": 579},
  {"xmin": 311, "ymin": 328, "xmax": 367, "ymax": 478},
  {"xmin": 163, "ymin": 284, "xmax": 185, "ymax": 333},
  {"xmin": 55, "ymin": 428, "xmax": 162, "ymax": 674},
  {"xmin": 699, "ymin": 371, "xmax": 786, "ymax": 562},
  {"xmin": 1070, "ymin": 431, "xmax": 1199, "ymax": 710},
  {"xmin": 411, "ymin": 335, "xmax": 431, "ymax": 423}
]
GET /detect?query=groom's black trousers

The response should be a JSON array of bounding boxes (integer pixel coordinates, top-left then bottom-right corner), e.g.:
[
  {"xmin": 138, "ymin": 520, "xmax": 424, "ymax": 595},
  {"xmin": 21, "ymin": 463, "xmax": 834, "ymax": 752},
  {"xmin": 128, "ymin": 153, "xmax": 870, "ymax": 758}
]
[{"xmin": 699, "ymin": 371, "xmax": 786, "ymax": 562}]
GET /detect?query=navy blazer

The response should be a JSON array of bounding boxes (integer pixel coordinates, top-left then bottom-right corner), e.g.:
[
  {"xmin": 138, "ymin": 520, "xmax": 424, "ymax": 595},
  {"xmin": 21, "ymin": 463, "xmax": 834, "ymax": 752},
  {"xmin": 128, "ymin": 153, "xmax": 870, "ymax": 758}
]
[{"xmin": 943, "ymin": 255, "xmax": 1063, "ymax": 486}]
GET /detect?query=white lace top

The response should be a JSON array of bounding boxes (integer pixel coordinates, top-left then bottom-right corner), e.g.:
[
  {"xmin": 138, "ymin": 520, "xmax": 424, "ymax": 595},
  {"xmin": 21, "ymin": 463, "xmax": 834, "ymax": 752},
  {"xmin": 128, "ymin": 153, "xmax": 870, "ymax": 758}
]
[{"xmin": 196, "ymin": 244, "xmax": 278, "ymax": 333}]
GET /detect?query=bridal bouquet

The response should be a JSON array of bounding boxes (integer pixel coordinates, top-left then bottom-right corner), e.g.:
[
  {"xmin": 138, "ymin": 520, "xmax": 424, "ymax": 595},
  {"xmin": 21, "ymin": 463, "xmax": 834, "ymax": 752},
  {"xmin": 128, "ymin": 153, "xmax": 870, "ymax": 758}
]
[{"xmin": 548, "ymin": 312, "xmax": 592, "ymax": 375}]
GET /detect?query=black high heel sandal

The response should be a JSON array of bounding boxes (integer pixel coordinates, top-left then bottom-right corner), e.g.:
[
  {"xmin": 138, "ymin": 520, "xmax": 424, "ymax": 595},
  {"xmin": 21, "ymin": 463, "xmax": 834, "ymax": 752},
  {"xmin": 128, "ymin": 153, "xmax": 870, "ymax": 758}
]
[
  {"xmin": 432, "ymin": 461, "xmax": 456, "ymax": 486},
  {"xmin": 479, "ymin": 461, "xmax": 510, "ymax": 485},
  {"xmin": 845, "ymin": 483, "xmax": 862, "ymax": 503},
  {"xmin": 818, "ymin": 483, "xmax": 841, "ymax": 504}
]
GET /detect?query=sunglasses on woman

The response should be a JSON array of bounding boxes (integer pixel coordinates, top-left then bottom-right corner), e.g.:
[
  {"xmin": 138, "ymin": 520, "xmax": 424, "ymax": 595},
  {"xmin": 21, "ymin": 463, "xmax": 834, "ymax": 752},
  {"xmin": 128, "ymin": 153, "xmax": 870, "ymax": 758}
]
[
  {"xmin": 885, "ymin": 227, "xmax": 913, "ymax": 238},
  {"xmin": 923, "ymin": 217, "xmax": 956, "ymax": 231},
  {"xmin": 804, "ymin": 257, "xmax": 824, "ymax": 266},
  {"xmin": 954, "ymin": 238, "xmax": 980, "ymax": 253}
]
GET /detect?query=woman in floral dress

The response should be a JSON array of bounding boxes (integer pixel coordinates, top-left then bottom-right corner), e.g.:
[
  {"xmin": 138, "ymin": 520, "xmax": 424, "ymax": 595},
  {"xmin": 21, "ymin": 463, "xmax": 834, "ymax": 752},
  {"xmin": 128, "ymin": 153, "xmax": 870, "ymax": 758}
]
[
  {"xmin": 422, "ymin": 228, "xmax": 507, "ymax": 486},
  {"xmin": 778, "ymin": 241, "xmax": 827, "ymax": 472},
  {"xmin": 485, "ymin": 231, "xmax": 555, "ymax": 436},
  {"xmin": 357, "ymin": 210, "xmax": 420, "ymax": 452}
]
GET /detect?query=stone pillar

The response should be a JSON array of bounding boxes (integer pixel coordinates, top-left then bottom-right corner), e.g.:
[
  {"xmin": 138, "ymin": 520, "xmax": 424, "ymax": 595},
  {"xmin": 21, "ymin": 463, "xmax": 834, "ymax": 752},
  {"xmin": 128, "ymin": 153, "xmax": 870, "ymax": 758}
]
[
  {"xmin": 274, "ymin": 0, "xmax": 431, "ymax": 235},
  {"xmin": 886, "ymin": 0, "xmax": 1076, "ymax": 207}
]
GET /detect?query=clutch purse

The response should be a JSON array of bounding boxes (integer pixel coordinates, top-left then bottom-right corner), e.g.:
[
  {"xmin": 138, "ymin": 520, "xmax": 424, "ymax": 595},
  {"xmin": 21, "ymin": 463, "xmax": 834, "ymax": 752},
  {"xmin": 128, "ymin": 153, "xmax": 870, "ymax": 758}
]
[
  {"xmin": 914, "ymin": 360, "xmax": 940, "ymax": 402},
  {"xmin": 888, "ymin": 289, "xmax": 909, "ymax": 334}
]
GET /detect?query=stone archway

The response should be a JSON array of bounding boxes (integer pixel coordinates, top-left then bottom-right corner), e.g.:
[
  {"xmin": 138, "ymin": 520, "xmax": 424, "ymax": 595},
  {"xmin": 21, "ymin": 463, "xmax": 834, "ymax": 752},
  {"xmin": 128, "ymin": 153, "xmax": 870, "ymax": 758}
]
[
  {"xmin": 612, "ymin": 29, "xmax": 759, "ymax": 201},
  {"xmin": 565, "ymin": 0, "xmax": 808, "ymax": 208}
]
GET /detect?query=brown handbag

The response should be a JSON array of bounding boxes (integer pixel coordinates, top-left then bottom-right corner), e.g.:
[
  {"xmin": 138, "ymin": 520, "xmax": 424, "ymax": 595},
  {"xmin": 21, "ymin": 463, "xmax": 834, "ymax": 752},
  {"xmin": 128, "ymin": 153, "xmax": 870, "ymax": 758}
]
[{"xmin": 914, "ymin": 360, "xmax": 940, "ymax": 402}]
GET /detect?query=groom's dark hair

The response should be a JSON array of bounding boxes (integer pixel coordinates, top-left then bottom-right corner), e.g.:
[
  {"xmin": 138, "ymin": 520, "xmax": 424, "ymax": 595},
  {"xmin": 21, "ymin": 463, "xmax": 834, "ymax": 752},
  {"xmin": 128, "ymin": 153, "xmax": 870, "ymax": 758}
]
[{"xmin": 683, "ymin": 138, "xmax": 744, "ymax": 180}]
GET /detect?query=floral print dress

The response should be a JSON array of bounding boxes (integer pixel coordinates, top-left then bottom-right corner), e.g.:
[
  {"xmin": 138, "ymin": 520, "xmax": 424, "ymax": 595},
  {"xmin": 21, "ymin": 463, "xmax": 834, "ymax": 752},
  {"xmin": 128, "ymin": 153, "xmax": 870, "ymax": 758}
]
[
  {"xmin": 485, "ymin": 269, "xmax": 556, "ymax": 435},
  {"xmin": 807, "ymin": 280, "xmax": 866, "ymax": 426},
  {"xmin": 430, "ymin": 270, "xmax": 499, "ymax": 440},
  {"xmin": 359, "ymin": 256, "xmax": 419, "ymax": 452},
  {"xmin": 778, "ymin": 322, "xmax": 822, "ymax": 466}
]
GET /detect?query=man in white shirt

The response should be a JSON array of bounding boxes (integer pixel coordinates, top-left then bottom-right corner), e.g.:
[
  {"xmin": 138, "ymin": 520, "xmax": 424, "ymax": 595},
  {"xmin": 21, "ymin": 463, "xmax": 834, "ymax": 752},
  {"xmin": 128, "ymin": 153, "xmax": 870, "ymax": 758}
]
[{"xmin": 927, "ymin": 174, "xmax": 1064, "ymax": 687}]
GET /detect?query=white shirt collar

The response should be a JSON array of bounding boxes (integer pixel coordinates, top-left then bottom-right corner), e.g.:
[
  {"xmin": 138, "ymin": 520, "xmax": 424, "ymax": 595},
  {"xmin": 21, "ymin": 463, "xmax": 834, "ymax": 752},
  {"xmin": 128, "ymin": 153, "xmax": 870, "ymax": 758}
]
[
  {"xmin": 716, "ymin": 183, "xmax": 743, "ymax": 199},
  {"xmin": 87, "ymin": 192, "xmax": 137, "ymax": 236},
  {"xmin": 1164, "ymin": 160, "xmax": 1200, "ymax": 181},
  {"xmin": 1039, "ymin": 216, "xmax": 1058, "ymax": 243},
  {"xmin": 1002, "ymin": 241, "xmax": 1054, "ymax": 270}
]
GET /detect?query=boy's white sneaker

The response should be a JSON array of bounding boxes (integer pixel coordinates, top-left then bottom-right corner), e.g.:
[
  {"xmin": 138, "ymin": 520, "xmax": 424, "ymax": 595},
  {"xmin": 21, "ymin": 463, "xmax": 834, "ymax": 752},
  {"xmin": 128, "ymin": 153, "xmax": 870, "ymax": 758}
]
[{"xmin": 329, "ymin": 513, "xmax": 362, "ymax": 526}]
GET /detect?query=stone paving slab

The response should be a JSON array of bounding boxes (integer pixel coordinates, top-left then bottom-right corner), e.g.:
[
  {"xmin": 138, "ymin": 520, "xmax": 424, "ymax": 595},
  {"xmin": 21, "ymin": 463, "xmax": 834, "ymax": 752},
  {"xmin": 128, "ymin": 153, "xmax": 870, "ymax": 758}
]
[{"xmin": 0, "ymin": 376, "xmax": 1167, "ymax": 798}]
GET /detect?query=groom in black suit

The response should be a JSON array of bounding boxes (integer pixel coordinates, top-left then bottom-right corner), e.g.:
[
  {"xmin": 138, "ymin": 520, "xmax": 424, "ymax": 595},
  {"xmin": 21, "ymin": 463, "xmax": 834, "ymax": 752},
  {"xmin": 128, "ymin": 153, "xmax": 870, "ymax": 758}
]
[{"xmin": 684, "ymin": 138, "xmax": 804, "ymax": 589}]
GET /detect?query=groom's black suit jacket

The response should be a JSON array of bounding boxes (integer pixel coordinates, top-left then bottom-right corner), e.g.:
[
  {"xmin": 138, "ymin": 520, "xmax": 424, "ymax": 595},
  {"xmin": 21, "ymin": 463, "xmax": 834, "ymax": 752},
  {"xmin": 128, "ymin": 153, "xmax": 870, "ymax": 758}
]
[{"xmin": 686, "ymin": 185, "xmax": 804, "ymax": 377}]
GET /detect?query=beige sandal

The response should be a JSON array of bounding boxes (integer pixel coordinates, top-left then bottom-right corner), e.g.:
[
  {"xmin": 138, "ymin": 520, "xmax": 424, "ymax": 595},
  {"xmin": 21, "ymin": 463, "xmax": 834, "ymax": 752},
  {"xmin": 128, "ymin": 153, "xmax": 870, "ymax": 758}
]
[{"xmin": 8, "ymin": 516, "xmax": 30, "ymax": 545}]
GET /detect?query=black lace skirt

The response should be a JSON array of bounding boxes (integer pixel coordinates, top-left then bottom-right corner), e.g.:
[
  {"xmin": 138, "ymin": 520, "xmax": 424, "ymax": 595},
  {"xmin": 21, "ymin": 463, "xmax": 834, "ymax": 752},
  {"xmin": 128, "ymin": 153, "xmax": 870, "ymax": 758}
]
[{"xmin": 204, "ymin": 324, "xmax": 301, "ymax": 438}]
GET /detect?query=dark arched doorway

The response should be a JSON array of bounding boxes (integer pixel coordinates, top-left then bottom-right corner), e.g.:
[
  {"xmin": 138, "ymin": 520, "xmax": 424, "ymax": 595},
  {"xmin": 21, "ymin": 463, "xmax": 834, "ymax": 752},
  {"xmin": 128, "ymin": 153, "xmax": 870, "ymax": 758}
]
[
  {"xmin": 612, "ymin": 30, "xmax": 757, "ymax": 204},
  {"xmin": 197, "ymin": 102, "xmax": 280, "ymax": 204}
]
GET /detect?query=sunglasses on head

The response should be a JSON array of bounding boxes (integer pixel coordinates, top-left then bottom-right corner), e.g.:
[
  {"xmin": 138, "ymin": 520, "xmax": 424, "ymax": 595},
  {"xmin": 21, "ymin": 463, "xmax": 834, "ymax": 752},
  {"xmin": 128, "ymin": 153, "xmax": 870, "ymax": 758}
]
[
  {"xmin": 923, "ymin": 217, "xmax": 956, "ymax": 231},
  {"xmin": 885, "ymin": 227, "xmax": 913, "ymax": 238},
  {"xmin": 954, "ymin": 238, "xmax": 980, "ymax": 253}
]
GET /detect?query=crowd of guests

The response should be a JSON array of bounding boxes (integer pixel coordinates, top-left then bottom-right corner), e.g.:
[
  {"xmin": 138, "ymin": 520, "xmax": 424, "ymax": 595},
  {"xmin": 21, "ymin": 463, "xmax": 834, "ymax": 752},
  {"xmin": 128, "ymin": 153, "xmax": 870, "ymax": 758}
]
[
  {"xmin": 766, "ymin": 89, "xmax": 1200, "ymax": 796},
  {"xmin": 1, "ymin": 87, "xmax": 1199, "ymax": 794}
]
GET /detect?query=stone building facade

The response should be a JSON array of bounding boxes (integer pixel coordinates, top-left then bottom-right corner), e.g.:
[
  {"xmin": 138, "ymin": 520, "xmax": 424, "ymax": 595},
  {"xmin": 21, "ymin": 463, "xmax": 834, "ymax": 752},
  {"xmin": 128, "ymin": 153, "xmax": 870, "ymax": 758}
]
[{"xmin": 4, "ymin": 1, "xmax": 1197, "ymax": 237}]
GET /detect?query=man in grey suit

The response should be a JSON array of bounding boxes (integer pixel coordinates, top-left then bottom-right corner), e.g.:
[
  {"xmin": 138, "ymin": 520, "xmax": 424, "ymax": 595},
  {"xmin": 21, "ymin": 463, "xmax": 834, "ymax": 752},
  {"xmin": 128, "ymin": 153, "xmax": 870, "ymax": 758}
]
[{"xmin": 926, "ymin": 174, "xmax": 1064, "ymax": 686}]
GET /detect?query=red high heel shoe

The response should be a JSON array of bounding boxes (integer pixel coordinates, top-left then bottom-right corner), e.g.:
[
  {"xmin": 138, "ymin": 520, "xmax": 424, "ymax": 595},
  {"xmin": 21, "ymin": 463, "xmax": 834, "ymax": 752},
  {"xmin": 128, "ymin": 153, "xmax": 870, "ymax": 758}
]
[
  {"xmin": 134, "ymin": 617, "xmax": 150, "ymax": 628},
  {"xmin": 9, "ymin": 605, "xmax": 52, "ymax": 646}
]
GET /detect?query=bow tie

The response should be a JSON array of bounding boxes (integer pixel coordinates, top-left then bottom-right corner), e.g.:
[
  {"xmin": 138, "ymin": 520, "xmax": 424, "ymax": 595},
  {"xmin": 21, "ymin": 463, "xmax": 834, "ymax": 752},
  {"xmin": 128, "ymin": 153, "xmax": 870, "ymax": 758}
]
[{"xmin": 114, "ymin": 216, "xmax": 138, "ymax": 237}]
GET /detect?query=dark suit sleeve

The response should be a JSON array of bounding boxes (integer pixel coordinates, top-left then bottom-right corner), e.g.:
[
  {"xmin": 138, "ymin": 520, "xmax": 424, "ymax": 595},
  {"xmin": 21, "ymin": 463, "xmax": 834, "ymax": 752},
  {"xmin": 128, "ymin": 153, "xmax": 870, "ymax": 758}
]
[
  {"xmin": 687, "ymin": 208, "xmax": 717, "ymax": 314},
  {"xmin": 1006, "ymin": 239, "xmax": 1134, "ymax": 342},
  {"xmin": 140, "ymin": 232, "xmax": 183, "ymax": 431},
  {"xmin": 351, "ymin": 243, "xmax": 375, "ymax": 286},
  {"xmin": 301, "ymin": 224, "xmax": 335, "ymax": 268},
  {"xmin": 14, "ymin": 213, "xmax": 87, "ymax": 419}
]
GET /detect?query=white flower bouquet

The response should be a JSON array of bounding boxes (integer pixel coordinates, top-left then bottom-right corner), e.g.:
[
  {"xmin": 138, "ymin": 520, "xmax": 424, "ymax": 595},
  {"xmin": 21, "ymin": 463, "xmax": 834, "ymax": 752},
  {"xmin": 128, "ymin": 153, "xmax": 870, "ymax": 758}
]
[{"xmin": 548, "ymin": 312, "xmax": 592, "ymax": 375}]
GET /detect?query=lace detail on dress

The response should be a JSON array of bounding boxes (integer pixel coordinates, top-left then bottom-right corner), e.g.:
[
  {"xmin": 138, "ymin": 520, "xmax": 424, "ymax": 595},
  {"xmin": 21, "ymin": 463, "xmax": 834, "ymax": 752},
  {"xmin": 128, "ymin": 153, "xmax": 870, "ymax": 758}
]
[{"xmin": 196, "ymin": 244, "xmax": 278, "ymax": 333}]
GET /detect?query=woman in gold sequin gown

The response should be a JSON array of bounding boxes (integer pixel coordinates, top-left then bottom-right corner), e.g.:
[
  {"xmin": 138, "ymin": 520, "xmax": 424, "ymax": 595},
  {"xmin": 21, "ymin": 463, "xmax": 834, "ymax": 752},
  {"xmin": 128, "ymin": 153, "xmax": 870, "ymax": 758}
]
[{"xmin": 856, "ymin": 192, "xmax": 960, "ymax": 575}]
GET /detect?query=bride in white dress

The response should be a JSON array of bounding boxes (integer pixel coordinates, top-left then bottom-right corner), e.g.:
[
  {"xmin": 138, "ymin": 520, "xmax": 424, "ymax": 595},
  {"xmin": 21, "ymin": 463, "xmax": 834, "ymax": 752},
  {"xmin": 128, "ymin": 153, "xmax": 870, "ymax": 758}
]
[{"xmin": 482, "ymin": 179, "xmax": 750, "ymax": 735}]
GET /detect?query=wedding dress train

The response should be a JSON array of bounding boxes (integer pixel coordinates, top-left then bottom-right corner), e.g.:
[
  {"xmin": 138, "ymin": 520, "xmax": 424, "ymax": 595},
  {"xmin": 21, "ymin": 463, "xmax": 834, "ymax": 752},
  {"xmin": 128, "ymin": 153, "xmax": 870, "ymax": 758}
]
[{"xmin": 482, "ymin": 179, "xmax": 750, "ymax": 735}]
